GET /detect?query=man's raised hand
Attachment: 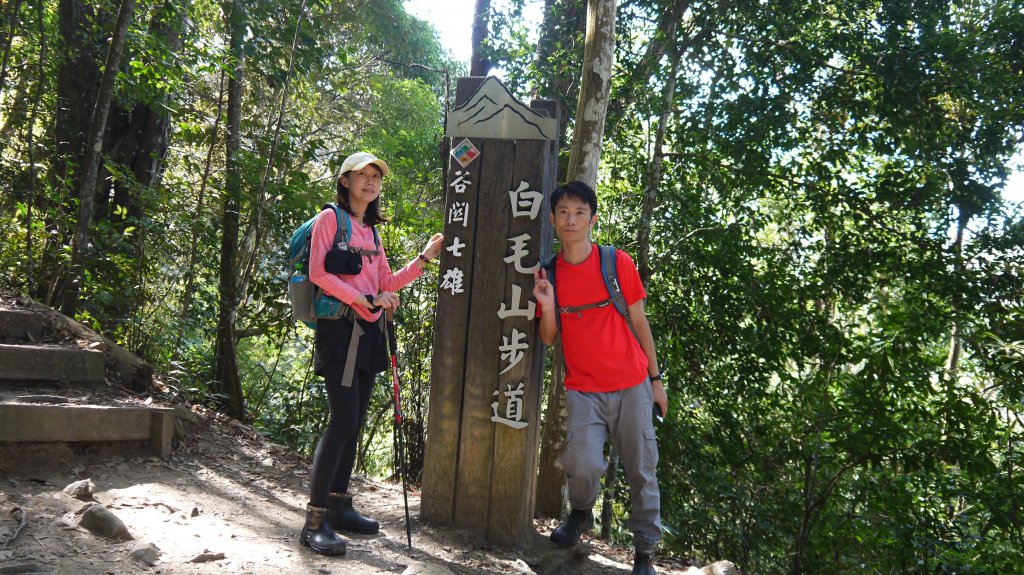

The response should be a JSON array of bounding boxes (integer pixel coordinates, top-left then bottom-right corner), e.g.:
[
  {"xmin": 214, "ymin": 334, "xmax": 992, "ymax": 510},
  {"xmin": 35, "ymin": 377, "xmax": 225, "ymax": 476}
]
[{"xmin": 532, "ymin": 267, "xmax": 554, "ymax": 309}]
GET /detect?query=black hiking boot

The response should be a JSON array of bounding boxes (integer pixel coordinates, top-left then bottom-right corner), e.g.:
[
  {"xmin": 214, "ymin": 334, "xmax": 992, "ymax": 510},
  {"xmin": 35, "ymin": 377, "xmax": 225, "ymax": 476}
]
[
  {"xmin": 327, "ymin": 492, "xmax": 379, "ymax": 535},
  {"xmin": 632, "ymin": 547, "xmax": 657, "ymax": 575},
  {"xmin": 549, "ymin": 508, "xmax": 593, "ymax": 548},
  {"xmin": 299, "ymin": 504, "xmax": 346, "ymax": 556}
]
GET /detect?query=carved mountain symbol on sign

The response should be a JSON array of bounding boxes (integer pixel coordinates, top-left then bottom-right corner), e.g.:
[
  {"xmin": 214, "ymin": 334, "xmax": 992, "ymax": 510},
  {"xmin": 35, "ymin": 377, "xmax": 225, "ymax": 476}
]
[{"xmin": 446, "ymin": 77, "xmax": 557, "ymax": 141}]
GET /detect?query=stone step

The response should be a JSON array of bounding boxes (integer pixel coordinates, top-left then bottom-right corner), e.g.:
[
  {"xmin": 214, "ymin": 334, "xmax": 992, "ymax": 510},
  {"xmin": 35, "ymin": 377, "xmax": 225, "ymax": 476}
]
[
  {"xmin": 0, "ymin": 343, "xmax": 105, "ymax": 384},
  {"xmin": 0, "ymin": 309, "xmax": 45, "ymax": 341},
  {"xmin": 0, "ymin": 402, "xmax": 174, "ymax": 459}
]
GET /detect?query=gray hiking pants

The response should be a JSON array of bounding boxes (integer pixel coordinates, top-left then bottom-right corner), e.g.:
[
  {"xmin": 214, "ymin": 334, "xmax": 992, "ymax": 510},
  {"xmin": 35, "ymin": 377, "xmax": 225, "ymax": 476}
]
[{"xmin": 561, "ymin": 380, "xmax": 662, "ymax": 550}]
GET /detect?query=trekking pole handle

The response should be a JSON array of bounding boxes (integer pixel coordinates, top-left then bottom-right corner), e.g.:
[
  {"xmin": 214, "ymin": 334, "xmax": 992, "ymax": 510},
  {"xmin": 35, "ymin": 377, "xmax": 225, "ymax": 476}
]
[{"xmin": 385, "ymin": 308, "xmax": 397, "ymax": 355}]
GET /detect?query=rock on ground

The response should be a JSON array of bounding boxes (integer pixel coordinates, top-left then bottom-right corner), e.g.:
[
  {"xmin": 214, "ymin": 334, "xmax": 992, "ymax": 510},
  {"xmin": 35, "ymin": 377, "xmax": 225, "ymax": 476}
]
[
  {"xmin": 684, "ymin": 560, "xmax": 740, "ymax": 575},
  {"xmin": 76, "ymin": 503, "xmax": 133, "ymax": 541},
  {"xmin": 128, "ymin": 541, "xmax": 161, "ymax": 566},
  {"xmin": 62, "ymin": 478, "xmax": 96, "ymax": 500}
]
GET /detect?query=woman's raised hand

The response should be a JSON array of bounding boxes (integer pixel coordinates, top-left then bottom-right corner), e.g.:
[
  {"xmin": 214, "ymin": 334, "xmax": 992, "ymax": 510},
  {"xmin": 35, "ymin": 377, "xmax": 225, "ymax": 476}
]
[{"xmin": 422, "ymin": 233, "xmax": 444, "ymax": 261}]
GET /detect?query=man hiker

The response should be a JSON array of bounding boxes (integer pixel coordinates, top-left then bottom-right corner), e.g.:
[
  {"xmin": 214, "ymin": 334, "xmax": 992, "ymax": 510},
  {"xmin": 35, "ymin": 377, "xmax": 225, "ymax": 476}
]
[{"xmin": 532, "ymin": 180, "xmax": 668, "ymax": 575}]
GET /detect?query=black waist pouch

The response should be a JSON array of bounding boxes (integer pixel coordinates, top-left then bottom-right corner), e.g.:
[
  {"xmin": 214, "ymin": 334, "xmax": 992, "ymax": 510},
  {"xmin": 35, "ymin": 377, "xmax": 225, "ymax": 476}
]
[{"xmin": 324, "ymin": 247, "xmax": 362, "ymax": 275}]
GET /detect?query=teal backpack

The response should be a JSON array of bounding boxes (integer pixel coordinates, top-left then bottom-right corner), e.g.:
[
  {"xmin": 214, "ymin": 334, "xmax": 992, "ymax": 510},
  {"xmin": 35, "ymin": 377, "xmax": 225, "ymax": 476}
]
[
  {"xmin": 542, "ymin": 245, "xmax": 636, "ymax": 336},
  {"xmin": 286, "ymin": 203, "xmax": 380, "ymax": 329}
]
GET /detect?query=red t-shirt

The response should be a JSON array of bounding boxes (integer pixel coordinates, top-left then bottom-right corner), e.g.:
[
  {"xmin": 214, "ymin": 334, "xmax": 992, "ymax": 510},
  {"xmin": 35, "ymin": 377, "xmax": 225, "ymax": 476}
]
[{"xmin": 549, "ymin": 245, "xmax": 649, "ymax": 392}]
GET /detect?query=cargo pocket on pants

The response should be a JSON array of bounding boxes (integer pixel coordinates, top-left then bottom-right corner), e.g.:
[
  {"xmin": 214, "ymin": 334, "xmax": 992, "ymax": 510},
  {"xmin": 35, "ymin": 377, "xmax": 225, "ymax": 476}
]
[{"xmin": 642, "ymin": 427, "xmax": 659, "ymax": 472}]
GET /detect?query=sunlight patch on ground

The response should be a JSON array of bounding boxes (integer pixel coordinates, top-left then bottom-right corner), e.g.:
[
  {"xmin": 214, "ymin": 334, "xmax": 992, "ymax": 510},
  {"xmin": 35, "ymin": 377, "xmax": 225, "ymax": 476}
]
[{"xmin": 105, "ymin": 480, "xmax": 303, "ymax": 570}]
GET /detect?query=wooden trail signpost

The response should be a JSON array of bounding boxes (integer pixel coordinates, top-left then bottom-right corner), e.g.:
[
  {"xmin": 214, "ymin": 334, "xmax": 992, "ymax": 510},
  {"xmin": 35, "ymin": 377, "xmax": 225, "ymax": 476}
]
[{"xmin": 422, "ymin": 76, "xmax": 560, "ymax": 546}]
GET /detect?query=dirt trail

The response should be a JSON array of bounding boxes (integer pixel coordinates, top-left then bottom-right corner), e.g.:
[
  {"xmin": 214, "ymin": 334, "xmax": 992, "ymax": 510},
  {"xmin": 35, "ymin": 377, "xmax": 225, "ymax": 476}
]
[{"xmin": 1, "ymin": 409, "xmax": 702, "ymax": 575}]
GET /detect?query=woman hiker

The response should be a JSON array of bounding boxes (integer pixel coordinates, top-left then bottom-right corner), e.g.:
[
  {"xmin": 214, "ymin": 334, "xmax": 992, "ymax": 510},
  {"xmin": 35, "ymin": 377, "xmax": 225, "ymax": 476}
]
[{"xmin": 300, "ymin": 151, "xmax": 444, "ymax": 556}]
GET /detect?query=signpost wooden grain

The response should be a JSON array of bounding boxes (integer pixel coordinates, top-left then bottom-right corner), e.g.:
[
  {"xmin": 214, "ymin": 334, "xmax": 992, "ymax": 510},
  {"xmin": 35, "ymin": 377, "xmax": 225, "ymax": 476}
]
[{"xmin": 422, "ymin": 76, "xmax": 560, "ymax": 546}]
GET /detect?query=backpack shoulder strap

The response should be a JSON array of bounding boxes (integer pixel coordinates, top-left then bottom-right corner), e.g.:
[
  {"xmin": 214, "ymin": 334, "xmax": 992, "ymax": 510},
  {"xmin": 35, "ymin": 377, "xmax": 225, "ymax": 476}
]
[
  {"xmin": 598, "ymin": 245, "xmax": 638, "ymax": 339},
  {"xmin": 598, "ymin": 245, "xmax": 628, "ymax": 320},
  {"xmin": 370, "ymin": 225, "xmax": 381, "ymax": 249},
  {"xmin": 323, "ymin": 203, "xmax": 349, "ymax": 247}
]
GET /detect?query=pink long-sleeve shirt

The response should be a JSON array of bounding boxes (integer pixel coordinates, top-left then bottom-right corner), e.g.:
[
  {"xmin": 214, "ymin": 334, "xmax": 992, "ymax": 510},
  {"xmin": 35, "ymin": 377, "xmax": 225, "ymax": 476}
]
[{"xmin": 308, "ymin": 207, "xmax": 423, "ymax": 323}]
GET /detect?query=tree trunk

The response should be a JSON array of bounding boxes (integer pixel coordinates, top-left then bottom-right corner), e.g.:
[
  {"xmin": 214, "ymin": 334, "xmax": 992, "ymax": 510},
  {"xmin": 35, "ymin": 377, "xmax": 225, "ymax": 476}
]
[
  {"xmin": 124, "ymin": 0, "xmax": 185, "ymax": 192},
  {"xmin": 47, "ymin": 0, "xmax": 102, "ymax": 305},
  {"xmin": 212, "ymin": 0, "xmax": 246, "ymax": 420},
  {"xmin": 174, "ymin": 69, "xmax": 225, "ymax": 360},
  {"xmin": 60, "ymin": 0, "xmax": 137, "ymax": 316},
  {"xmin": 637, "ymin": 40, "xmax": 679, "ymax": 286},
  {"xmin": 564, "ymin": 0, "xmax": 616, "ymax": 189},
  {"xmin": 0, "ymin": 0, "xmax": 24, "ymax": 95},
  {"xmin": 536, "ymin": 342, "xmax": 568, "ymax": 518},
  {"xmin": 52, "ymin": 0, "xmax": 101, "ymax": 194},
  {"xmin": 105, "ymin": 0, "xmax": 185, "ymax": 204},
  {"xmin": 25, "ymin": 0, "xmax": 47, "ymax": 296},
  {"xmin": 946, "ymin": 214, "xmax": 966, "ymax": 375},
  {"xmin": 469, "ymin": 0, "xmax": 491, "ymax": 76},
  {"xmin": 89, "ymin": 0, "xmax": 188, "ymax": 337}
]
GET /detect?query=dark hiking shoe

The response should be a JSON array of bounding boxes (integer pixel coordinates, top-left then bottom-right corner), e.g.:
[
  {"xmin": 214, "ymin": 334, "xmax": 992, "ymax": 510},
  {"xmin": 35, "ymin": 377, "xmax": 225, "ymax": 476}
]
[
  {"xmin": 632, "ymin": 548, "xmax": 657, "ymax": 575},
  {"xmin": 549, "ymin": 508, "xmax": 593, "ymax": 548},
  {"xmin": 327, "ymin": 492, "xmax": 379, "ymax": 535},
  {"xmin": 299, "ymin": 504, "xmax": 346, "ymax": 556}
]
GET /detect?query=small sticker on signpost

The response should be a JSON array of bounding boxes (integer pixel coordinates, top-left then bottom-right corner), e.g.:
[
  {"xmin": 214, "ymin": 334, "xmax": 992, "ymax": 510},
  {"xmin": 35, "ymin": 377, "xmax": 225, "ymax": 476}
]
[{"xmin": 451, "ymin": 138, "xmax": 480, "ymax": 168}]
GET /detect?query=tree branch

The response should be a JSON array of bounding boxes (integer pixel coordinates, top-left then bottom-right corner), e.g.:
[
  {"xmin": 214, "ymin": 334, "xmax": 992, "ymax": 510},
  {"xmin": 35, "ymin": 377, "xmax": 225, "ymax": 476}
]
[{"xmin": 709, "ymin": 27, "xmax": 873, "ymax": 78}]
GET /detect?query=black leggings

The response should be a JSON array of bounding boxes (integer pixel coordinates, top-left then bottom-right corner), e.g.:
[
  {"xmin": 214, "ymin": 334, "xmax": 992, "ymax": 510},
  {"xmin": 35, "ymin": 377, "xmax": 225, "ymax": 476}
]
[{"xmin": 308, "ymin": 363, "xmax": 376, "ymax": 507}]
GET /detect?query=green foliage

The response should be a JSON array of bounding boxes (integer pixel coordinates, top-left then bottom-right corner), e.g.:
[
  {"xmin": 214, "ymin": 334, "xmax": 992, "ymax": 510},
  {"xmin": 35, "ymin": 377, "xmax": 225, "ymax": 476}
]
[
  {"xmin": 0, "ymin": 0, "xmax": 450, "ymax": 478},
  {"xmin": 485, "ymin": 0, "xmax": 1024, "ymax": 572}
]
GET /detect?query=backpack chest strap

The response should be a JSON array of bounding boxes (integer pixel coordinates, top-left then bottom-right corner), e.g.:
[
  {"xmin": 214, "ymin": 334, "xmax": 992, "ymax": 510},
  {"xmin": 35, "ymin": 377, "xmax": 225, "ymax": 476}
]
[
  {"xmin": 558, "ymin": 293, "xmax": 622, "ymax": 318},
  {"xmin": 334, "ymin": 243, "xmax": 382, "ymax": 262}
]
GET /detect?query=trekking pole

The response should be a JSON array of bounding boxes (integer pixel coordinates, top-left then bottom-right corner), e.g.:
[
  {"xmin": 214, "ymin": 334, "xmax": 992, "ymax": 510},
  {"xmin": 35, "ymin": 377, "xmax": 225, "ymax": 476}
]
[{"xmin": 385, "ymin": 308, "xmax": 413, "ymax": 548}]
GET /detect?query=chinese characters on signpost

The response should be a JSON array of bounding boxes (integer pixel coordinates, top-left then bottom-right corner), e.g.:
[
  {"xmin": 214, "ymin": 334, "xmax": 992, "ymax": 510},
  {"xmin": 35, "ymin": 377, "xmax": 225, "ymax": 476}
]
[
  {"xmin": 440, "ymin": 170, "xmax": 473, "ymax": 297},
  {"xmin": 491, "ymin": 182, "xmax": 543, "ymax": 425}
]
